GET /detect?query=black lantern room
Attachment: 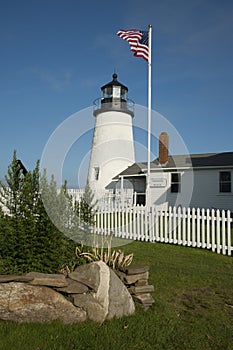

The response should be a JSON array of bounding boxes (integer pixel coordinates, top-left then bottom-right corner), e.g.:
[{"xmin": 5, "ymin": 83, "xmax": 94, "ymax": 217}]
[{"xmin": 93, "ymin": 73, "xmax": 134, "ymax": 117}]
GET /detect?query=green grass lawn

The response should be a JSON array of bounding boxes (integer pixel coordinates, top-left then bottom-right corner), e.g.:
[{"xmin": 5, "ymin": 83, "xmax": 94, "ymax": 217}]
[{"xmin": 0, "ymin": 242, "xmax": 232, "ymax": 350}]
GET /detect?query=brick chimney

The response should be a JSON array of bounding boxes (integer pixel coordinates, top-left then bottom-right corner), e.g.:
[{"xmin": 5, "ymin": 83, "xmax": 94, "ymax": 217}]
[{"xmin": 158, "ymin": 132, "xmax": 169, "ymax": 164}]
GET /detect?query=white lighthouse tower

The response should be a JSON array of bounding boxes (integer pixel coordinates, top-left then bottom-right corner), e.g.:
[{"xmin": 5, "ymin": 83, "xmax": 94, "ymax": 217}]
[{"xmin": 88, "ymin": 73, "xmax": 135, "ymax": 196}]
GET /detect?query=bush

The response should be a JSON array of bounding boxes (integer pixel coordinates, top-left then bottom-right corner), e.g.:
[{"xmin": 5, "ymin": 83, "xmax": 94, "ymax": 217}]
[{"xmin": 0, "ymin": 151, "xmax": 77, "ymax": 274}]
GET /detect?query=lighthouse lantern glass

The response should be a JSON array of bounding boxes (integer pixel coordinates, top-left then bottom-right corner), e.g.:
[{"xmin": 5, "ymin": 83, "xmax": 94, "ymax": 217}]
[
  {"xmin": 113, "ymin": 86, "xmax": 121, "ymax": 99},
  {"xmin": 102, "ymin": 87, "xmax": 112, "ymax": 99},
  {"xmin": 121, "ymin": 88, "xmax": 128, "ymax": 101}
]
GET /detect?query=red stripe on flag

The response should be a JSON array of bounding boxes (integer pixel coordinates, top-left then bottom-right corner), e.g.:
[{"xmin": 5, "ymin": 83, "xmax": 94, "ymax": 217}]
[{"xmin": 117, "ymin": 29, "xmax": 149, "ymax": 62}]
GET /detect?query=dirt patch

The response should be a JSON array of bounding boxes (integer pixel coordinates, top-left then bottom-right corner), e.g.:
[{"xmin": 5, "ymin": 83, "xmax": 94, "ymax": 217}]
[{"xmin": 179, "ymin": 287, "xmax": 231, "ymax": 315}]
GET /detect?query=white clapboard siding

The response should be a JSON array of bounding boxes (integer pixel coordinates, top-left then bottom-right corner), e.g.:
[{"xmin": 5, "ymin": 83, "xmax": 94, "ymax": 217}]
[{"xmin": 94, "ymin": 205, "xmax": 233, "ymax": 256}]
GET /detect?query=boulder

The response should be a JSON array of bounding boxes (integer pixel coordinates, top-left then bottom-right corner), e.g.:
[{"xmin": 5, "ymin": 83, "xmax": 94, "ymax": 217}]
[
  {"xmin": 0, "ymin": 282, "xmax": 86, "ymax": 324},
  {"xmin": 73, "ymin": 261, "xmax": 135, "ymax": 323},
  {"xmin": 73, "ymin": 293, "xmax": 106, "ymax": 323},
  {"xmin": 107, "ymin": 267, "xmax": 135, "ymax": 320}
]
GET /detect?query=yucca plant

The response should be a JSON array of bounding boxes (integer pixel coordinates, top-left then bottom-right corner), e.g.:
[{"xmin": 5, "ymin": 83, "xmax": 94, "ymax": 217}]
[{"xmin": 74, "ymin": 234, "xmax": 133, "ymax": 270}]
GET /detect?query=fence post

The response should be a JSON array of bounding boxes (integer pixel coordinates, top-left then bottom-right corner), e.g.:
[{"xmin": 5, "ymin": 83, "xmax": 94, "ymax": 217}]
[
  {"xmin": 216, "ymin": 210, "xmax": 221, "ymax": 254},
  {"xmin": 187, "ymin": 207, "xmax": 191, "ymax": 246},
  {"xmin": 206, "ymin": 209, "xmax": 211, "ymax": 249},
  {"xmin": 144, "ymin": 206, "xmax": 148, "ymax": 241},
  {"xmin": 125, "ymin": 206, "xmax": 129, "ymax": 239},
  {"xmin": 168, "ymin": 206, "xmax": 173, "ymax": 243},
  {"xmin": 129, "ymin": 206, "xmax": 133, "ymax": 240},
  {"xmin": 160, "ymin": 208, "xmax": 164, "ymax": 243},
  {"xmin": 221, "ymin": 210, "xmax": 226, "ymax": 255},
  {"xmin": 201, "ymin": 208, "xmax": 206, "ymax": 249},
  {"xmin": 155, "ymin": 207, "xmax": 159, "ymax": 242},
  {"xmin": 196, "ymin": 208, "xmax": 201, "ymax": 248},
  {"xmin": 211, "ymin": 209, "xmax": 216, "ymax": 252},
  {"xmin": 114, "ymin": 205, "xmax": 118, "ymax": 237},
  {"xmin": 177, "ymin": 206, "xmax": 182, "ymax": 245},
  {"xmin": 174, "ymin": 207, "xmax": 178, "ymax": 244},
  {"xmin": 164, "ymin": 208, "xmax": 168, "ymax": 243},
  {"xmin": 136, "ymin": 205, "xmax": 140, "ymax": 240},
  {"xmin": 227, "ymin": 210, "xmax": 232, "ymax": 256},
  {"xmin": 192, "ymin": 208, "xmax": 196, "ymax": 247},
  {"xmin": 182, "ymin": 207, "xmax": 186, "ymax": 246},
  {"xmin": 118, "ymin": 203, "xmax": 121, "ymax": 238},
  {"xmin": 151, "ymin": 206, "xmax": 156, "ymax": 242},
  {"xmin": 134, "ymin": 205, "xmax": 137, "ymax": 240}
]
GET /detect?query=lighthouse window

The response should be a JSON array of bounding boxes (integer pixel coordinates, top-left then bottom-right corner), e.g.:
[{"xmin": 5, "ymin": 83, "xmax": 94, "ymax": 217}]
[
  {"xmin": 121, "ymin": 90, "xmax": 128, "ymax": 101},
  {"xmin": 102, "ymin": 87, "xmax": 112, "ymax": 99},
  {"xmin": 113, "ymin": 86, "xmax": 121, "ymax": 98},
  {"xmin": 94, "ymin": 167, "xmax": 100, "ymax": 181}
]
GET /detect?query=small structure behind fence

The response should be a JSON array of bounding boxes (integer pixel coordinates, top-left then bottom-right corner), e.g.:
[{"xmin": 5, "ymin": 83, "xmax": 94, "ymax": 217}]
[{"xmin": 94, "ymin": 205, "xmax": 233, "ymax": 256}]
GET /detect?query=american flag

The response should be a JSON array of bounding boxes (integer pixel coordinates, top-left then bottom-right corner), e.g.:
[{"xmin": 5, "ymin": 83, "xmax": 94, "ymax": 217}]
[{"xmin": 117, "ymin": 29, "xmax": 149, "ymax": 62}]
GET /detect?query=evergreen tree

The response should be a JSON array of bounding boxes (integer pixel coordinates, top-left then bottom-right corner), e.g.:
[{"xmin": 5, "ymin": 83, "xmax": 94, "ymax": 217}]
[
  {"xmin": 38, "ymin": 172, "xmax": 77, "ymax": 271},
  {"xmin": 80, "ymin": 181, "xmax": 97, "ymax": 226},
  {"xmin": 0, "ymin": 150, "xmax": 32, "ymax": 272},
  {"xmin": 0, "ymin": 150, "xmax": 26, "ymax": 217},
  {"xmin": 73, "ymin": 181, "xmax": 97, "ymax": 246},
  {"xmin": 0, "ymin": 151, "xmax": 76, "ymax": 274}
]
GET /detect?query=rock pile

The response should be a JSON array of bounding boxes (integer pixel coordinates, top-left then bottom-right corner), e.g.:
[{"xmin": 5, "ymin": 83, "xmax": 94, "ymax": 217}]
[
  {"xmin": 0, "ymin": 261, "xmax": 135, "ymax": 324},
  {"xmin": 115, "ymin": 266, "xmax": 155, "ymax": 310}
]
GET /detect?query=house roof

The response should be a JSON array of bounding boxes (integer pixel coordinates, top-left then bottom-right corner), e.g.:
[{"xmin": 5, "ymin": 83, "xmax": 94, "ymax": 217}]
[
  {"xmin": 154, "ymin": 152, "xmax": 233, "ymax": 168},
  {"xmin": 114, "ymin": 152, "xmax": 233, "ymax": 178}
]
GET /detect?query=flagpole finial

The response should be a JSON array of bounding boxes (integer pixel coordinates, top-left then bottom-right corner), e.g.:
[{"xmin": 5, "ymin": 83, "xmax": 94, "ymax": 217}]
[{"xmin": 148, "ymin": 24, "xmax": 152, "ymax": 29}]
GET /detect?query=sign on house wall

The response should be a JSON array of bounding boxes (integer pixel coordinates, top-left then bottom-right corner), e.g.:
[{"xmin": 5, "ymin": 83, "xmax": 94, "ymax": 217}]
[{"xmin": 150, "ymin": 178, "xmax": 167, "ymax": 188}]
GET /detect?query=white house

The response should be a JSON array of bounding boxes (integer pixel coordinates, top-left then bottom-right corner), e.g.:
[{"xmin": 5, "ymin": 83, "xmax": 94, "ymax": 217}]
[{"xmin": 111, "ymin": 132, "xmax": 233, "ymax": 211}]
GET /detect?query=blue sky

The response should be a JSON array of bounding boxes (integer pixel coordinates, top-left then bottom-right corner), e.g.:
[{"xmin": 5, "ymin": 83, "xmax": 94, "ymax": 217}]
[{"xmin": 1, "ymin": 0, "xmax": 232, "ymax": 188}]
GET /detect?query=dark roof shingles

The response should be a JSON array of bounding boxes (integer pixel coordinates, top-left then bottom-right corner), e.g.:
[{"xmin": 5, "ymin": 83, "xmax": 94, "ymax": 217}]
[{"xmin": 116, "ymin": 152, "xmax": 233, "ymax": 177}]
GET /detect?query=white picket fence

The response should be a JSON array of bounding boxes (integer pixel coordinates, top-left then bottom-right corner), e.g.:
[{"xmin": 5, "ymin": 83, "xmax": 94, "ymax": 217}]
[{"xmin": 94, "ymin": 206, "xmax": 233, "ymax": 256}]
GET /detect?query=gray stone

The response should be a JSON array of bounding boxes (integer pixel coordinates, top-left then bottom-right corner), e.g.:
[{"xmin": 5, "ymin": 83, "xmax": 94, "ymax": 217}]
[
  {"xmin": 91, "ymin": 261, "xmax": 110, "ymax": 321},
  {"xmin": 0, "ymin": 282, "xmax": 86, "ymax": 323},
  {"xmin": 0, "ymin": 275, "xmax": 33, "ymax": 283},
  {"xmin": 71, "ymin": 261, "xmax": 135, "ymax": 323},
  {"xmin": 124, "ymin": 271, "xmax": 149, "ymax": 284},
  {"xmin": 55, "ymin": 278, "xmax": 89, "ymax": 294},
  {"xmin": 69, "ymin": 263, "xmax": 100, "ymax": 291},
  {"xmin": 107, "ymin": 268, "xmax": 135, "ymax": 320},
  {"xmin": 134, "ymin": 279, "xmax": 148, "ymax": 286},
  {"xmin": 73, "ymin": 293, "xmax": 106, "ymax": 323},
  {"xmin": 133, "ymin": 293, "xmax": 155, "ymax": 305},
  {"xmin": 114, "ymin": 269, "xmax": 126, "ymax": 282},
  {"xmin": 122, "ymin": 266, "xmax": 150, "ymax": 275},
  {"xmin": 129, "ymin": 285, "xmax": 154, "ymax": 295},
  {"xmin": 26, "ymin": 272, "xmax": 68, "ymax": 287}
]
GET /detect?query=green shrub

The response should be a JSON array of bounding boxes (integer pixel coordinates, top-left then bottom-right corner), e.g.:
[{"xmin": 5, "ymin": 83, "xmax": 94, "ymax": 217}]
[{"xmin": 0, "ymin": 151, "xmax": 76, "ymax": 274}]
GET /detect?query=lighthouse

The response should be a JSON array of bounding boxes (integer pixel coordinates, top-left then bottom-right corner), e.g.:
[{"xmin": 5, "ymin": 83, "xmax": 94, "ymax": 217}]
[{"xmin": 88, "ymin": 73, "xmax": 135, "ymax": 195}]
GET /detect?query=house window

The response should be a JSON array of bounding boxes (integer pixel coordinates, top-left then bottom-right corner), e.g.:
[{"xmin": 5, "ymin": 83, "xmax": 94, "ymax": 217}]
[
  {"xmin": 171, "ymin": 173, "xmax": 181, "ymax": 193},
  {"xmin": 94, "ymin": 167, "xmax": 100, "ymax": 181},
  {"xmin": 219, "ymin": 171, "xmax": 231, "ymax": 193}
]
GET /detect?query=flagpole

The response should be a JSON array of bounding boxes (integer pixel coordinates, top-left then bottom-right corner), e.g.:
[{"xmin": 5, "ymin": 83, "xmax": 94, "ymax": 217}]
[{"xmin": 146, "ymin": 24, "xmax": 152, "ymax": 207}]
